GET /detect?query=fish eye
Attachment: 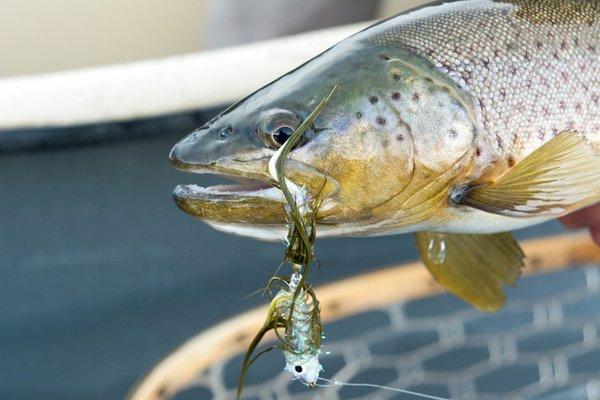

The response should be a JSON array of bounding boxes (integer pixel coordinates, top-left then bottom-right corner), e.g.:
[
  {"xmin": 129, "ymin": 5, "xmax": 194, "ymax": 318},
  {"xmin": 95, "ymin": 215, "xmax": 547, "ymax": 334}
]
[
  {"xmin": 294, "ymin": 365, "xmax": 303, "ymax": 373},
  {"xmin": 257, "ymin": 109, "xmax": 303, "ymax": 149},
  {"xmin": 270, "ymin": 126, "xmax": 295, "ymax": 146}
]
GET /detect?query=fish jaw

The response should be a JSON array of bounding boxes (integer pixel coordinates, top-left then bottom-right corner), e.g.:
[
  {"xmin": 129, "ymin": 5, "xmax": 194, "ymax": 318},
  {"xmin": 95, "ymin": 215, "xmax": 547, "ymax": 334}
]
[{"xmin": 170, "ymin": 136, "xmax": 341, "ymax": 237}]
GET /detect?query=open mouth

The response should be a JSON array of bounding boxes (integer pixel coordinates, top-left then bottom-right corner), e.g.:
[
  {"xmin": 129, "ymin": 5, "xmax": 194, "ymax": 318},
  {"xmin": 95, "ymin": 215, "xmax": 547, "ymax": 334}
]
[
  {"xmin": 170, "ymin": 146, "xmax": 341, "ymax": 234},
  {"xmin": 173, "ymin": 176, "xmax": 285, "ymax": 204},
  {"xmin": 171, "ymin": 154, "xmax": 292, "ymax": 225}
]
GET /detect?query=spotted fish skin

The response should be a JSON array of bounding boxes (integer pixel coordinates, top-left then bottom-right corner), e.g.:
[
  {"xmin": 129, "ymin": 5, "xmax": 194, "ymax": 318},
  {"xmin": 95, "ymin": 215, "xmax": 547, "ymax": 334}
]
[
  {"xmin": 365, "ymin": 0, "xmax": 599, "ymax": 177},
  {"xmin": 169, "ymin": 0, "xmax": 600, "ymax": 240}
]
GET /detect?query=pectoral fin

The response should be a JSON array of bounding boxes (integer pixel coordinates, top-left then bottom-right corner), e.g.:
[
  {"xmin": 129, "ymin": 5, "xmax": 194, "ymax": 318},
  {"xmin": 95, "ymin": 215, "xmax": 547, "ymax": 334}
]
[
  {"xmin": 415, "ymin": 231, "xmax": 524, "ymax": 312},
  {"xmin": 457, "ymin": 130, "xmax": 600, "ymax": 217}
]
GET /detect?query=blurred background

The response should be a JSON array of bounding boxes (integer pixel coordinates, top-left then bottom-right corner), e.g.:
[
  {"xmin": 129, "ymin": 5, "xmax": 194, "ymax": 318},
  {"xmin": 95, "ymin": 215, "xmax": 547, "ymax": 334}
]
[
  {"xmin": 0, "ymin": 0, "xmax": 426, "ymax": 78},
  {"xmin": 0, "ymin": 1, "xmax": 568, "ymax": 399}
]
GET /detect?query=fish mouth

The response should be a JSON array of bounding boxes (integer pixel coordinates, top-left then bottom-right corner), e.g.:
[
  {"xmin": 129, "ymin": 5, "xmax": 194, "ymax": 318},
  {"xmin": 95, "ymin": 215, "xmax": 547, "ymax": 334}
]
[{"xmin": 171, "ymin": 156, "xmax": 340, "ymax": 239}]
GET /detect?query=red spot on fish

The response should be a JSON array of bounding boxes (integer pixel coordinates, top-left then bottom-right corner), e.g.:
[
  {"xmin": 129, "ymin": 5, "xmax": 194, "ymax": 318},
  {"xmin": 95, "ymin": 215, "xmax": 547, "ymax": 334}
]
[{"xmin": 538, "ymin": 131, "xmax": 545, "ymax": 140}]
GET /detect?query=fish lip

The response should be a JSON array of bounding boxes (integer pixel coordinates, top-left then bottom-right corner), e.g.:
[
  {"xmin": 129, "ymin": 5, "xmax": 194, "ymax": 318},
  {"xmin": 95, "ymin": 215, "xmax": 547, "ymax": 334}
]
[
  {"xmin": 170, "ymin": 154, "xmax": 340, "ymax": 225},
  {"xmin": 171, "ymin": 153, "xmax": 340, "ymax": 200},
  {"xmin": 171, "ymin": 155, "xmax": 282, "ymax": 205}
]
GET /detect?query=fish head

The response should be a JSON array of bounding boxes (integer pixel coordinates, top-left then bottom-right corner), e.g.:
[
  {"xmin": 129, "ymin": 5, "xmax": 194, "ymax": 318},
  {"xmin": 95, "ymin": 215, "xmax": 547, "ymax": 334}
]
[{"xmin": 170, "ymin": 41, "xmax": 478, "ymax": 240}]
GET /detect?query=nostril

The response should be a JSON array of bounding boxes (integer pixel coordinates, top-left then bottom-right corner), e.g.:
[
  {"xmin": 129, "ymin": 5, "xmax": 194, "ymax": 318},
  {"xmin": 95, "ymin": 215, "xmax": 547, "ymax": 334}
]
[{"xmin": 219, "ymin": 127, "xmax": 233, "ymax": 140}]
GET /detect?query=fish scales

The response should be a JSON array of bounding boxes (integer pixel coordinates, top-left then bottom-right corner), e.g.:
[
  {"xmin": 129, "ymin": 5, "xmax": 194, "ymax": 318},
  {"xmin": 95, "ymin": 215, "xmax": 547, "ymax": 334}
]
[{"xmin": 364, "ymin": 0, "xmax": 599, "ymax": 169}]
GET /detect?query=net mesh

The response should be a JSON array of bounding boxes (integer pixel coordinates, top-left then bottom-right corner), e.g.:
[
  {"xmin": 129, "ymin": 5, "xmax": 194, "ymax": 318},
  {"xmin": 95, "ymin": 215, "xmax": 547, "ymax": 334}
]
[{"xmin": 173, "ymin": 264, "xmax": 600, "ymax": 400}]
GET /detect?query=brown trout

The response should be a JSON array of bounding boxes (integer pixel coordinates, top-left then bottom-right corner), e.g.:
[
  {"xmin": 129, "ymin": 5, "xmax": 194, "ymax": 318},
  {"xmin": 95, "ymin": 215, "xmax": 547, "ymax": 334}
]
[{"xmin": 170, "ymin": 0, "xmax": 600, "ymax": 311}]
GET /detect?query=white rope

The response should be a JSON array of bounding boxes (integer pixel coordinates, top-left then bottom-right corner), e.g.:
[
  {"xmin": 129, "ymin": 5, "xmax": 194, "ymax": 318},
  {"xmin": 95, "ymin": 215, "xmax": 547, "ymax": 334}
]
[{"xmin": 0, "ymin": 22, "xmax": 369, "ymax": 130}]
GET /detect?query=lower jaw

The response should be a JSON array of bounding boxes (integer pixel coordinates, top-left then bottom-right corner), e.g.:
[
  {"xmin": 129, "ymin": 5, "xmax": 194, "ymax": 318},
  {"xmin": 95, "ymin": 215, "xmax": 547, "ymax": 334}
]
[{"xmin": 173, "ymin": 184, "xmax": 289, "ymax": 225}]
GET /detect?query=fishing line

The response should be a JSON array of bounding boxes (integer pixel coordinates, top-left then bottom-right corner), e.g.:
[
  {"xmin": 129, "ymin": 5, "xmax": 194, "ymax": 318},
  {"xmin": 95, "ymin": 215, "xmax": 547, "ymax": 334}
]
[{"xmin": 316, "ymin": 377, "xmax": 451, "ymax": 400}]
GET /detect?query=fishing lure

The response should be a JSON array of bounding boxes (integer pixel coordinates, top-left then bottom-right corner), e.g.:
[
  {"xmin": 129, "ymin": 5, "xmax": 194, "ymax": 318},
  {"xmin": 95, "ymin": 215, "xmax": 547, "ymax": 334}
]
[
  {"xmin": 236, "ymin": 88, "xmax": 336, "ymax": 399},
  {"xmin": 236, "ymin": 86, "xmax": 451, "ymax": 400}
]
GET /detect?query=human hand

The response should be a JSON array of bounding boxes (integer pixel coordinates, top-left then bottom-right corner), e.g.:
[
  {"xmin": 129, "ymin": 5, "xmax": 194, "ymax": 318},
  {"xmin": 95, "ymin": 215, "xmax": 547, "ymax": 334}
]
[{"xmin": 560, "ymin": 203, "xmax": 600, "ymax": 246}]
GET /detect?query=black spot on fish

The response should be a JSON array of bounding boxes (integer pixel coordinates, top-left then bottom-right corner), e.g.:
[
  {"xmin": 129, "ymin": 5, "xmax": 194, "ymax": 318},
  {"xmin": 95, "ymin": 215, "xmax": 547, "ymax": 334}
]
[
  {"xmin": 392, "ymin": 72, "xmax": 402, "ymax": 81},
  {"xmin": 412, "ymin": 93, "xmax": 420, "ymax": 102},
  {"xmin": 355, "ymin": 111, "xmax": 363, "ymax": 119},
  {"xmin": 475, "ymin": 147, "xmax": 482, "ymax": 157},
  {"xmin": 424, "ymin": 77, "xmax": 434, "ymax": 84},
  {"xmin": 396, "ymin": 134, "xmax": 404, "ymax": 142},
  {"xmin": 379, "ymin": 54, "xmax": 391, "ymax": 61},
  {"xmin": 449, "ymin": 129, "xmax": 458, "ymax": 138},
  {"xmin": 369, "ymin": 95, "xmax": 379, "ymax": 104},
  {"xmin": 536, "ymin": 41, "xmax": 543, "ymax": 49},
  {"xmin": 561, "ymin": 40, "xmax": 568, "ymax": 51},
  {"xmin": 496, "ymin": 135, "xmax": 504, "ymax": 149},
  {"xmin": 376, "ymin": 116, "xmax": 387, "ymax": 126},
  {"xmin": 391, "ymin": 92, "xmax": 401, "ymax": 101},
  {"xmin": 507, "ymin": 156, "xmax": 515, "ymax": 167}
]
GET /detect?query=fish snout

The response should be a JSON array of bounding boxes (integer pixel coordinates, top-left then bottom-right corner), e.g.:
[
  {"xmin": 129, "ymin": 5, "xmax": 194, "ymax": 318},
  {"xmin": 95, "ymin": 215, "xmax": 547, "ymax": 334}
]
[{"xmin": 169, "ymin": 127, "xmax": 224, "ymax": 171}]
